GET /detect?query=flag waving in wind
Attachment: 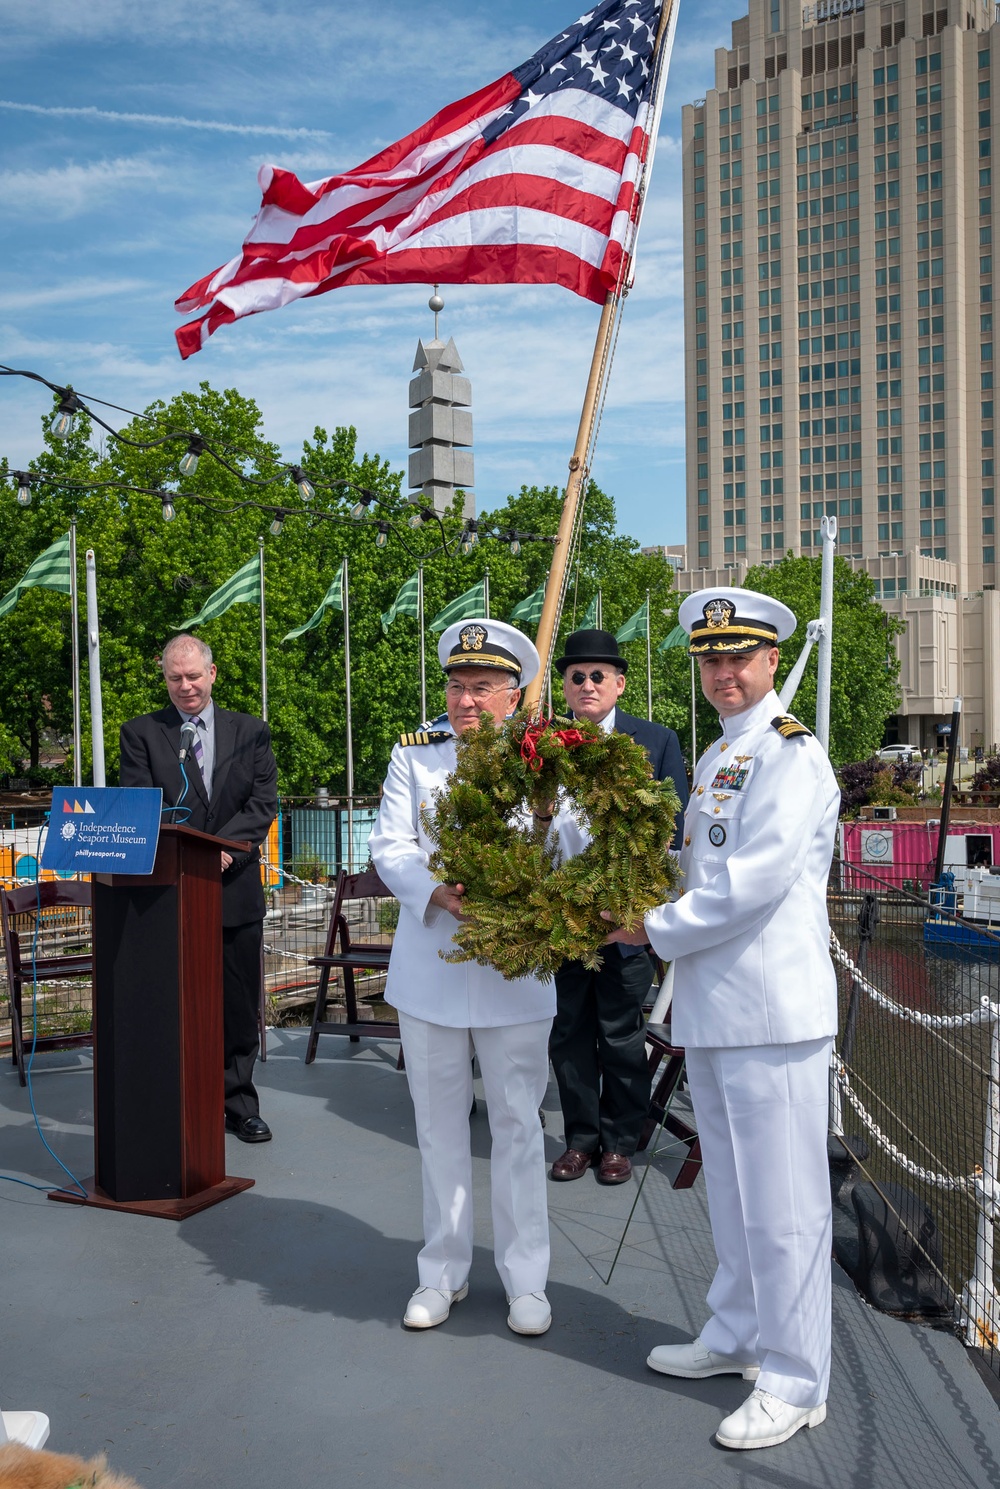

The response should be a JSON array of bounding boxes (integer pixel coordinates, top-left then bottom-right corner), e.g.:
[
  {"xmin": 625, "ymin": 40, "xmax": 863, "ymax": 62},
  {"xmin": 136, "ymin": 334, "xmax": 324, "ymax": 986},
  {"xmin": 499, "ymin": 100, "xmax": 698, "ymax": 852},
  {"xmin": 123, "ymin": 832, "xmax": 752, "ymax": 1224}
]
[
  {"xmin": 177, "ymin": 554, "xmax": 260, "ymax": 629},
  {"xmin": 381, "ymin": 571, "xmax": 420, "ymax": 635},
  {"xmin": 509, "ymin": 582, "xmax": 547, "ymax": 627},
  {"xmin": 283, "ymin": 561, "xmax": 346, "ymax": 642},
  {"xmin": 615, "ymin": 600, "xmax": 648, "ymax": 644},
  {"xmin": 175, "ymin": 0, "xmax": 671, "ymax": 357},
  {"xmin": 430, "ymin": 580, "xmax": 487, "ymax": 633},
  {"xmin": 0, "ymin": 532, "xmax": 73, "ymax": 619}
]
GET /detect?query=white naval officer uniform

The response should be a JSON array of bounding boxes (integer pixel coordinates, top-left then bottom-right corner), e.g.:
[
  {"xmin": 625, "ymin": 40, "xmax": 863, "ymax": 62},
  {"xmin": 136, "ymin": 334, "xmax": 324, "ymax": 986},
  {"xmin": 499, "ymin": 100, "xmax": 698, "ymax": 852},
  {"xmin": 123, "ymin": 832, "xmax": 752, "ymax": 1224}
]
[
  {"xmin": 643, "ymin": 685, "xmax": 840, "ymax": 1409},
  {"xmin": 368, "ymin": 718, "xmax": 555, "ymax": 1299}
]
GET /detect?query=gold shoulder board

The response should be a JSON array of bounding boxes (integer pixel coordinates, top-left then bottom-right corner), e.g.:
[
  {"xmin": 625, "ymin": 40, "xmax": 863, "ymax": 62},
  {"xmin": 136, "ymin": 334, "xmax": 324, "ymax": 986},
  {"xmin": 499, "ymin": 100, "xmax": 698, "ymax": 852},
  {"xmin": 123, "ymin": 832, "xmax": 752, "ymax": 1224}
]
[
  {"xmin": 399, "ymin": 730, "xmax": 452, "ymax": 747},
  {"xmin": 771, "ymin": 715, "xmax": 812, "ymax": 740}
]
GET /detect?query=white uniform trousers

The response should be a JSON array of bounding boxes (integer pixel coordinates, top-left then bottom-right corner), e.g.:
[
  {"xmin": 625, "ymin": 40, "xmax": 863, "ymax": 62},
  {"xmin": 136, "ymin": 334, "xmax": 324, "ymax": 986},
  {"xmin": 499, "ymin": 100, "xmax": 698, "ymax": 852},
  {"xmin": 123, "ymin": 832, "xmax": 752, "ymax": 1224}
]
[
  {"xmin": 685, "ymin": 1037, "xmax": 834, "ymax": 1408},
  {"xmin": 398, "ymin": 1012, "xmax": 552, "ymax": 1298}
]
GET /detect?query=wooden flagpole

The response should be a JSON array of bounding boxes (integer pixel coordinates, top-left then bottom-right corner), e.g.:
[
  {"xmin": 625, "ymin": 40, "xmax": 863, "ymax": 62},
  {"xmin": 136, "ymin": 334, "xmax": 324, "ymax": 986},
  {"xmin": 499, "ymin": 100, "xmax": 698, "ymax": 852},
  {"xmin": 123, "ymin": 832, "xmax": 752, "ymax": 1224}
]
[
  {"xmin": 522, "ymin": 0, "xmax": 678, "ymax": 713},
  {"xmin": 522, "ymin": 293, "xmax": 616, "ymax": 714}
]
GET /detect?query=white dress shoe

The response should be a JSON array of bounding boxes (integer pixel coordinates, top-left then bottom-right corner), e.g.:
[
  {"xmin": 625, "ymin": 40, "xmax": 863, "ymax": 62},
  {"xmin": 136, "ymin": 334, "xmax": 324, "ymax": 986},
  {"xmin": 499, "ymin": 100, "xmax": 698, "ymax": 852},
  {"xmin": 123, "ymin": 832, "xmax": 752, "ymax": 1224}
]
[
  {"xmin": 506, "ymin": 1291, "xmax": 552, "ymax": 1335},
  {"xmin": 647, "ymin": 1336, "xmax": 760, "ymax": 1380},
  {"xmin": 402, "ymin": 1283, "xmax": 468, "ymax": 1329},
  {"xmin": 716, "ymin": 1389, "xmax": 826, "ymax": 1450}
]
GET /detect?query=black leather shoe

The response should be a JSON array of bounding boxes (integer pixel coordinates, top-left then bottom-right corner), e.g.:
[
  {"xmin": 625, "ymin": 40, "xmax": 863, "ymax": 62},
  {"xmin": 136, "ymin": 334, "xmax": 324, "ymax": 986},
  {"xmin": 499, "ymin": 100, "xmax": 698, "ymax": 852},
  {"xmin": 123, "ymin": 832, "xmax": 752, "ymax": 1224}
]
[{"xmin": 225, "ymin": 1114, "xmax": 272, "ymax": 1143}]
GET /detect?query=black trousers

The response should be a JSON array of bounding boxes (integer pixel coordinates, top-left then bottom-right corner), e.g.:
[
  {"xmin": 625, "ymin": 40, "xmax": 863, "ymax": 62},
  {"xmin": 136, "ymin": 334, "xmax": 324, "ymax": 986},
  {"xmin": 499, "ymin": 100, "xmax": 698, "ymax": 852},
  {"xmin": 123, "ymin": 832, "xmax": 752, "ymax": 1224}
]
[
  {"xmin": 223, "ymin": 919, "xmax": 263, "ymax": 1121},
  {"xmin": 550, "ymin": 945, "xmax": 654, "ymax": 1157}
]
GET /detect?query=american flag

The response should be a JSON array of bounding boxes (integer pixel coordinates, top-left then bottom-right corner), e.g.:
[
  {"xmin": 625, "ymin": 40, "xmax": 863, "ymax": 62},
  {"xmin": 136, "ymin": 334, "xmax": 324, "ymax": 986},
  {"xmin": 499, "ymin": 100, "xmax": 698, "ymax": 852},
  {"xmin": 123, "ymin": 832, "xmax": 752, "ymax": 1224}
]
[{"xmin": 174, "ymin": 0, "xmax": 673, "ymax": 359}]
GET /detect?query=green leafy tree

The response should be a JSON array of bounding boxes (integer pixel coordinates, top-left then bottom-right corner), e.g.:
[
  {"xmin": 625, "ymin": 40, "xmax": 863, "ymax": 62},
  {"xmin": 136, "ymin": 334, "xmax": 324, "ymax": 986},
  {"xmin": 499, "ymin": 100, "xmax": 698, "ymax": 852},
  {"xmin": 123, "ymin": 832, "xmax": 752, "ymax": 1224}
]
[
  {"xmin": 3, "ymin": 389, "xmax": 694, "ymax": 793},
  {"xmin": 742, "ymin": 553, "xmax": 903, "ymax": 765},
  {"xmin": 0, "ymin": 401, "xmax": 102, "ymax": 773}
]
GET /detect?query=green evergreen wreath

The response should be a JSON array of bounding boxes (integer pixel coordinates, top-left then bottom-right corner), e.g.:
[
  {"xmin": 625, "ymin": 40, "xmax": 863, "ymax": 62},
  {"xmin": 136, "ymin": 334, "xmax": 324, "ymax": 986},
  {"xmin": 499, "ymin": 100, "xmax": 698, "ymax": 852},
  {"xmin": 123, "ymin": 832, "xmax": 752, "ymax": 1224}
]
[{"xmin": 424, "ymin": 711, "xmax": 682, "ymax": 982}]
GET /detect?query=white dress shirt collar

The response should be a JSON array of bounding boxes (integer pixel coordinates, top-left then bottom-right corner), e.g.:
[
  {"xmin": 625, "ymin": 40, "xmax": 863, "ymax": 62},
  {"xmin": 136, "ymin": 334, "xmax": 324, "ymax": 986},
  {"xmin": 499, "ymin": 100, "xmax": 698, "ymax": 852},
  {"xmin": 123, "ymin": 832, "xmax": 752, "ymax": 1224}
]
[{"xmin": 720, "ymin": 688, "xmax": 780, "ymax": 742}]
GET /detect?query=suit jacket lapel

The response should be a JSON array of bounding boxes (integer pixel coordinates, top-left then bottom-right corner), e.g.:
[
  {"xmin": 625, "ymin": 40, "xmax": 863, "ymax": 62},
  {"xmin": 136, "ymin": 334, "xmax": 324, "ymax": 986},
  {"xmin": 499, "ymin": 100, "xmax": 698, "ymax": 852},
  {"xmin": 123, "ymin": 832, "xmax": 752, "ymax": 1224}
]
[
  {"xmin": 159, "ymin": 704, "xmax": 209, "ymax": 808},
  {"xmin": 211, "ymin": 706, "xmax": 236, "ymax": 803},
  {"xmin": 614, "ymin": 706, "xmax": 639, "ymax": 742}
]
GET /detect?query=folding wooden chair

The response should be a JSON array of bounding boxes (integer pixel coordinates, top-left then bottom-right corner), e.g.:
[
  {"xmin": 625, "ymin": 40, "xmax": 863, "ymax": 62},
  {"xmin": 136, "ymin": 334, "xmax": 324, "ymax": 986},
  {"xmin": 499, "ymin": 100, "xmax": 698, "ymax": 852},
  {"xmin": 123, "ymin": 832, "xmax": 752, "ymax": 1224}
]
[
  {"xmin": 304, "ymin": 867, "xmax": 398, "ymax": 1062},
  {"xmin": 638, "ymin": 1021, "xmax": 702, "ymax": 1189},
  {"xmin": 1, "ymin": 880, "xmax": 93, "ymax": 1087}
]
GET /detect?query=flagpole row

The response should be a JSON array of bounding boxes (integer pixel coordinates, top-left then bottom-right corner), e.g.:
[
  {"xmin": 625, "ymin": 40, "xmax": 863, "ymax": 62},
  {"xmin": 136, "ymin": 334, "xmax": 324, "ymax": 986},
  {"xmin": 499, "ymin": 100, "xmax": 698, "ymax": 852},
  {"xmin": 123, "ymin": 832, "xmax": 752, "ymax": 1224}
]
[
  {"xmin": 646, "ymin": 591, "xmax": 652, "ymax": 723},
  {"xmin": 418, "ymin": 564, "xmax": 426, "ymax": 726},
  {"xmin": 85, "ymin": 549, "xmax": 106, "ymax": 787},
  {"xmin": 70, "ymin": 521, "xmax": 82, "ymax": 789},
  {"xmin": 258, "ymin": 536, "xmax": 268, "ymax": 723},
  {"xmin": 343, "ymin": 557, "xmax": 355, "ymax": 873}
]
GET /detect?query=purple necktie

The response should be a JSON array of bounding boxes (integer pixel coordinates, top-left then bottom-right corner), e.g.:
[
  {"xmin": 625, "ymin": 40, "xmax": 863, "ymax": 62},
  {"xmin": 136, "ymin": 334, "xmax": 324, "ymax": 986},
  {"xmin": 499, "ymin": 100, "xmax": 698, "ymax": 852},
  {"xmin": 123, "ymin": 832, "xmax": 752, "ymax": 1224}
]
[{"xmin": 189, "ymin": 716, "xmax": 205, "ymax": 772}]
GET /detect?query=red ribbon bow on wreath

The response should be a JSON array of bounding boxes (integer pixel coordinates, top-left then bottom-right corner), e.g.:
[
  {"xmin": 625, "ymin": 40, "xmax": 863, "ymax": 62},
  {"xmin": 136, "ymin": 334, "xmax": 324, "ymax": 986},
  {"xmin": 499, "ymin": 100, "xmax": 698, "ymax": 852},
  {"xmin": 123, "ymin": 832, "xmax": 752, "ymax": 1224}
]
[{"xmin": 519, "ymin": 718, "xmax": 589, "ymax": 772}]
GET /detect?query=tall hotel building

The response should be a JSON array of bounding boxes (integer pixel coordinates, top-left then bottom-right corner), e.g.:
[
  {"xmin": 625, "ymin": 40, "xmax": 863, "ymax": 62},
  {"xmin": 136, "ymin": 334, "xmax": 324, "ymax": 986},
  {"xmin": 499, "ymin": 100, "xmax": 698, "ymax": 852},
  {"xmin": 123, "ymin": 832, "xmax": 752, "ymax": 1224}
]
[{"xmin": 679, "ymin": 0, "xmax": 1000, "ymax": 749}]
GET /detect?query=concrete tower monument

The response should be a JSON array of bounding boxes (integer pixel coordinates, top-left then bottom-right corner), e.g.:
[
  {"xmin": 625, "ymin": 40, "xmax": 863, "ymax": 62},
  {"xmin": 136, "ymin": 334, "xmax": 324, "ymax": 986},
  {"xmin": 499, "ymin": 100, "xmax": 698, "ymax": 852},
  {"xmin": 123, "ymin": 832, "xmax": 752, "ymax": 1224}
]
[{"xmin": 407, "ymin": 287, "xmax": 475, "ymax": 518}]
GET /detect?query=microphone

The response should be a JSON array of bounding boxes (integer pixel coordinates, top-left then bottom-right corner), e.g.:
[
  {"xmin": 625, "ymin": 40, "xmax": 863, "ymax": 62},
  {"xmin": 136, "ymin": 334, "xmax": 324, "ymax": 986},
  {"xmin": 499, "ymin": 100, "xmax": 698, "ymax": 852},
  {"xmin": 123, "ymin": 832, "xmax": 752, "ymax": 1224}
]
[{"xmin": 178, "ymin": 721, "xmax": 197, "ymax": 762}]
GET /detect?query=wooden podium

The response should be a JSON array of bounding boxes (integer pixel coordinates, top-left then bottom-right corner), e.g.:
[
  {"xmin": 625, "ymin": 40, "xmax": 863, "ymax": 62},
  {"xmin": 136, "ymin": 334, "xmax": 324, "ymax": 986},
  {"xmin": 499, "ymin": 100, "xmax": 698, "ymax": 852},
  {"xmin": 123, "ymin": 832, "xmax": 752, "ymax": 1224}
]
[{"xmin": 50, "ymin": 824, "xmax": 255, "ymax": 1220}]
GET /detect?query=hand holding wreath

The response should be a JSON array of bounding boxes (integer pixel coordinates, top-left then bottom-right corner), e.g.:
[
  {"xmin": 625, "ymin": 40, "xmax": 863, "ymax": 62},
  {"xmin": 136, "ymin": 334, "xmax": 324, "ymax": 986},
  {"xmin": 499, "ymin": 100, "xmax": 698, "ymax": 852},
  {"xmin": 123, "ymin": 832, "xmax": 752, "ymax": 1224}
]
[{"xmin": 423, "ymin": 710, "xmax": 682, "ymax": 981}]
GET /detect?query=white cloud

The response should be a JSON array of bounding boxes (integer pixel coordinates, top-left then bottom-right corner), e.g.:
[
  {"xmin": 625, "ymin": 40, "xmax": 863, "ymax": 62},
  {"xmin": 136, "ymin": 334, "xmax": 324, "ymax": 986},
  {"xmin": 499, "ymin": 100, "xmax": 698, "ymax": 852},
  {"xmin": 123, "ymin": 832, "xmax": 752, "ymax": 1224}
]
[
  {"xmin": 0, "ymin": 277, "xmax": 154, "ymax": 311},
  {"xmin": 0, "ymin": 155, "xmax": 171, "ymax": 219}
]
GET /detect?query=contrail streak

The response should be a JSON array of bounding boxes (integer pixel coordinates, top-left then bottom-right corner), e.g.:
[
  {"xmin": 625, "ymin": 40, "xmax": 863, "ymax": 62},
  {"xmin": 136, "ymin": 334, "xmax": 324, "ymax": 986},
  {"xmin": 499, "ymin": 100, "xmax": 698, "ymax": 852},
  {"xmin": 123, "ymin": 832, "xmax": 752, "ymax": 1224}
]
[{"xmin": 0, "ymin": 99, "xmax": 332, "ymax": 140}]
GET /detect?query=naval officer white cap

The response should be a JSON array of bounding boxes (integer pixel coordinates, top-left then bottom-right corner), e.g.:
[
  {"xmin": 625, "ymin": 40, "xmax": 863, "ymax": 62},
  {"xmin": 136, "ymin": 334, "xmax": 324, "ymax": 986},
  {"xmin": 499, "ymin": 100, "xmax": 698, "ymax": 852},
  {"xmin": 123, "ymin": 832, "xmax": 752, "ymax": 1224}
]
[
  {"xmin": 679, "ymin": 586, "xmax": 797, "ymax": 655},
  {"xmin": 437, "ymin": 618, "xmax": 540, "ymax": 687}
]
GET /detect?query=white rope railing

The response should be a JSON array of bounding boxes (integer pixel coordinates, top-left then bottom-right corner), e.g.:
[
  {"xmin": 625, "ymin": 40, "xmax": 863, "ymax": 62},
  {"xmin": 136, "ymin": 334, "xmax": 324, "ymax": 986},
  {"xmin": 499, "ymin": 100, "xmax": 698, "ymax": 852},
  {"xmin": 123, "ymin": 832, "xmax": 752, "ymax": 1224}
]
[
  {"xmin": 830, "ymin": 931, "xmax": 1000, "ymax": 1029},
  {"xmin": 834, "ymin": 1055, "xmax": 987, "ymax": 1198}
]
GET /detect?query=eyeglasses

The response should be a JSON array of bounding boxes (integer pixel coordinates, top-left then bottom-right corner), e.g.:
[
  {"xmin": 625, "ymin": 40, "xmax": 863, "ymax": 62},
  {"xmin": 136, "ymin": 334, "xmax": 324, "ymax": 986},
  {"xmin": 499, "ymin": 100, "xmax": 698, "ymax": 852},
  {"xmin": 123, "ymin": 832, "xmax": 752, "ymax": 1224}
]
[
  {"xmin": 445, "ymin": 680, "xmax": 513, "ymax": 702},
  {"xmin": 569, "ymin": 669, "xmax": 610, "ymax": 686}
]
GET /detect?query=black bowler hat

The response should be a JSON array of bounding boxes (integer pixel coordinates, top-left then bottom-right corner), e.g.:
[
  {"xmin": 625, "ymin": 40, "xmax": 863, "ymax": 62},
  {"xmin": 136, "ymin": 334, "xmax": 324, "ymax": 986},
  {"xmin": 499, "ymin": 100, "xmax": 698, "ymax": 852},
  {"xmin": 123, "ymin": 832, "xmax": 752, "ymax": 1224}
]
[{"xmin": 554, "ymin": 628, "xmax": 628, "ymax": 676}]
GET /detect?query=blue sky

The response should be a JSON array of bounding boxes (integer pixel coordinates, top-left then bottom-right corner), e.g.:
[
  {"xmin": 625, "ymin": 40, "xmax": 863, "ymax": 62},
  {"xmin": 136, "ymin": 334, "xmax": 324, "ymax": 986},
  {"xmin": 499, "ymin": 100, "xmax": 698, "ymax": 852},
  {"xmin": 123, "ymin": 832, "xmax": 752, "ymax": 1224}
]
[{"xmin": 0, "ymin": 0, "xmax": 736, "ymax": 547}]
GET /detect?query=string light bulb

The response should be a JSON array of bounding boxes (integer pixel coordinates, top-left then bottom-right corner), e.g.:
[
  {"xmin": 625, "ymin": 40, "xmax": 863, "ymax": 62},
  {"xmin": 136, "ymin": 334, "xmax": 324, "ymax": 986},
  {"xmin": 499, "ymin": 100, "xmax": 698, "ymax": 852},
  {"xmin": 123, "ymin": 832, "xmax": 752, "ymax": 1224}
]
[
  {"xmin": 290, "ymin": 466, "xmax": 315, "ymax": 502},
  {"xmin": 375, "ymin": 521, "xmax": 390, "ymax": 549},
  {"xmin": 269, "ymin": 511, "xmax": 285, "ymax": 537},
  {"xmin": 350, "ymin": 491, "xmax": 375, "ymax": 521},
  {"xmin": 14, "ymin": 472, "xmax": 31, "ymax": 507},
  {"xmin": 179, "ymin": 437, "xmax": 205, "ymax": 477},
  {"xmin": 509, "ymin": 533, "xmax": 522, "ymax": 557},
  {"xmin": 408, "ymin": 508, "xmax": 425, "ymax": 530},
  {"xmin": 161, "ymin": 497, "xmax": 176, "ymax": 522},
  {"xmin": 460, "ymin": 521, "xmax": 479, "ymax": 555},
  {"xmin": 51, "ymin": 389, "xmax": 83, "ymax": 440}
]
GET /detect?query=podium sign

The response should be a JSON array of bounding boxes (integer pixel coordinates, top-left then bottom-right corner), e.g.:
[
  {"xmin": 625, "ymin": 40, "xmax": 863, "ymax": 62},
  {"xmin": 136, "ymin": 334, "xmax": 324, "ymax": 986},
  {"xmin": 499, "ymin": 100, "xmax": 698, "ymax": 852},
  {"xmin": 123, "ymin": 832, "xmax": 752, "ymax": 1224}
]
[
  {"xmin": 42, "ymin": 787, "xmax": 162, "ymax": 875},
  {"xmin": 49, "ymin": 823, "xmax": 253, "ymax": 1221}
]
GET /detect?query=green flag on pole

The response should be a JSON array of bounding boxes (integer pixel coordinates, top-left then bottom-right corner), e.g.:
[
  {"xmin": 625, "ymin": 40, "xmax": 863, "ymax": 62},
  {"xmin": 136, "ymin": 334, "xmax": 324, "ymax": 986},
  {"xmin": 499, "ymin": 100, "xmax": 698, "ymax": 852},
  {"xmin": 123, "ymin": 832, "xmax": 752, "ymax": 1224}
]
[
  {"xmin": 177, "ymin": 553, "xmax": 260, "ymax": 629},
  {"xmin": 283, "ymin": 560, "xmax": 346, "ymax": 642},
  {"xmin": 430, "ymin": 579, "xmax": 486, "ymax": 633},
  {"xmin": 509, "ymin": 582, "xmax": 546, "ymax": 627},
  {"xmin": 658, "ymin": 623, "xmax": 688, "ymax": 652},
  {"xmin": 0, "ymin": 532, "xmax": 73, "ymax": 619},
  {"xmin": 580, "ymin": 594, "xmax": 600, "ymax": 631},
  {"xmin": 615, "ymin": 601, "xmax": 648, "ymax": 644},
  {"xmin": 381, "ymin": 571, "xmax": 420, "ymax": 635}
]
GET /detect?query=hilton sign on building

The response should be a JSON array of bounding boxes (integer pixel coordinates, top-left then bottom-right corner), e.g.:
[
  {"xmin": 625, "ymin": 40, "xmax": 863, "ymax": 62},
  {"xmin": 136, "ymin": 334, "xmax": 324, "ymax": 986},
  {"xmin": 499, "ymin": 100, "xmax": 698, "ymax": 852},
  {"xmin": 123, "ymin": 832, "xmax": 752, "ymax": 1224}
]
[
  {"xmin": 802, "ymin": 0, "xmax": 866, "ymax": 24},
  {"xmin": 677, "ymin": 0, "xmax": 1000, "ymax": 753}
]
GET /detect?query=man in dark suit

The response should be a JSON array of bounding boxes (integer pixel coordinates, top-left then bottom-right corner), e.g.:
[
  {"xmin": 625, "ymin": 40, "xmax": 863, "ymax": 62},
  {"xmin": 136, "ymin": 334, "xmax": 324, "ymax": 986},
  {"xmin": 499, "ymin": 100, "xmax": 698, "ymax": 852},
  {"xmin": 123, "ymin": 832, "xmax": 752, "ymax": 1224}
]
[
  {"xmin": 119, "ymin": 633, "xmax": 278, "ymax": 1142},
  {"xmin": 548, "ymin": 629, "xmax": 689, "ymax": 1184}
]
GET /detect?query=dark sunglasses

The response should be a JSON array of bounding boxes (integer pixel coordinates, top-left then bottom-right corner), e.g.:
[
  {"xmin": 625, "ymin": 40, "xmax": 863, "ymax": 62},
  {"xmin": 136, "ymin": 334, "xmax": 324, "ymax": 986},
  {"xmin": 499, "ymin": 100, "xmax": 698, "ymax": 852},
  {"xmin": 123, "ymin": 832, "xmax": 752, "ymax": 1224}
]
[{"xmin": 569, "ymin": 669, "xmax": 609, "ymax": 686}]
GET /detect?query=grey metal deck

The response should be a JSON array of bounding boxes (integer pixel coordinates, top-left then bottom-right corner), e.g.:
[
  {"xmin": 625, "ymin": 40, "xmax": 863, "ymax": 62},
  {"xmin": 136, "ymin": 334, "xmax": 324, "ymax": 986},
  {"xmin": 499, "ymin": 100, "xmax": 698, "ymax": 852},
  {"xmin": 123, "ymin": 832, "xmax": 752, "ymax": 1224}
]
[{"xmin": 3, "ymin": 1030, "xmax": 1000, "ymax": 1489}]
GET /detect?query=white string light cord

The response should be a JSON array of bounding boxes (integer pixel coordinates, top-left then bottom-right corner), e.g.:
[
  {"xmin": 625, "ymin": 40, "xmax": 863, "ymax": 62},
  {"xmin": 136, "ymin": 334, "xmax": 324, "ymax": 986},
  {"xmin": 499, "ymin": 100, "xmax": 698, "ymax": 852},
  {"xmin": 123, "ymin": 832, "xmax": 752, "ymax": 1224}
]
[{"xmin": 830, "ymin": 932, "xmax": 1000, "ymax": 1209}]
